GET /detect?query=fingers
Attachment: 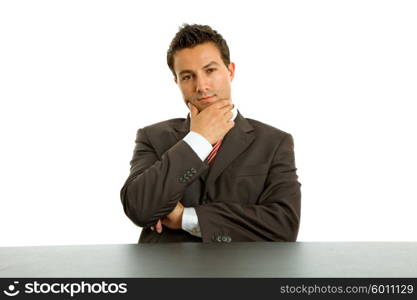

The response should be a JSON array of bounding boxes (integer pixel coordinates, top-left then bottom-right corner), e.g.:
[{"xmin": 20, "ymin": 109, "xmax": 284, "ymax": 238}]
[
  {"xmin": 150, "ymin": 219, "xmax": 163, "ymax": 234},
  {"xmin": 220, "ymin": 104, "xmax": 234, "ymax": 112},
  {"xmin": 223, "ymin": 110, "xmax": 233, "ymax": 120},
  {"xmin": 156, "ymin": 219, "xmax": 162, "ymax": 233},
  {"xmin": 214, "ymin": 99, "xmax": 233, "ymax": 109},
  {"xmin": 220, "ymin": 119, "xmax": 234, "ymax": 133},
  {"xmin": 218, "ymin": 105, "xmax": 234, "ymax": 121},
  {"xmin": 206, "ymin": 100, "xmax": 234, "ymax": 126}
]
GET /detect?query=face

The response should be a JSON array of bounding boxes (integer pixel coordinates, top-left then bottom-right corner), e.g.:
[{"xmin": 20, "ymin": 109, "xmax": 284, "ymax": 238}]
[{"xmin": 173, "ymin": 42, "xmax": 235, "ymax": 112}]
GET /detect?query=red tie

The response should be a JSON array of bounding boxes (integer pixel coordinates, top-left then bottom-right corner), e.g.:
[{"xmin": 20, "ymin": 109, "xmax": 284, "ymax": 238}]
[{"xmin": 207, "ymin": 139, "xmax": 222, "ymax": 167}]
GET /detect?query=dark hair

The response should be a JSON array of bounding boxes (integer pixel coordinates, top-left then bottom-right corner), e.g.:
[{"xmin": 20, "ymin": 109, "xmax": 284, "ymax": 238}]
[{"xmin": 167, "ymin": 24, "xmax": 230, "ymax": 78}]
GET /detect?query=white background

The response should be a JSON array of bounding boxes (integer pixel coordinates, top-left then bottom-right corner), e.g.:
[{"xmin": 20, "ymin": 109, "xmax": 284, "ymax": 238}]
[{"xmin": 1, "ymin": 0, "xmax": 416, "ymax": 246}]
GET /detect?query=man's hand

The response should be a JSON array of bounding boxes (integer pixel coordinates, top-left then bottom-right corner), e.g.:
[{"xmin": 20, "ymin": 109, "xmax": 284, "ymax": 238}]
[
  {"xmin": 189, "ymin": 100, "xmax": 235, "ymax": 145},
  {"xmin": 150, "ymin": 202, "xmax": 185, "ymax": 233}
]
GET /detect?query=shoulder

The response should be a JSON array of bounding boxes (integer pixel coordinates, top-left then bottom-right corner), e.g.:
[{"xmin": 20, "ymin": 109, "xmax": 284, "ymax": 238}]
[
  {"xmin": 243, "ymin": 117, "xmax": 296, "ymax": 155},
  {"xmin": 245, "ymin": 117, "xmax": 292, "ymax": 140},
  {"xmin": 138, "ymin": 118, "xmax": 185, "ymax": 135}
]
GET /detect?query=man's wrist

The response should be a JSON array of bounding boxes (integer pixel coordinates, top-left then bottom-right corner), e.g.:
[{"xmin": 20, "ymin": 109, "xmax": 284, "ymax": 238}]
[
  {"xmin": 181, "ymin": 207, "xmax": 202, "ymax": 237},
  {"xmin": 183, "ymin": 131, "xmax": 212, "ymax": 161}
]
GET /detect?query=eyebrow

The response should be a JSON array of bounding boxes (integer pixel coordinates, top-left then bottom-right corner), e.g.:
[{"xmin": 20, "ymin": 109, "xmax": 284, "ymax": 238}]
[{"xmin": 178, "ymin": 61, "xmax": 220, "ymax": 76}]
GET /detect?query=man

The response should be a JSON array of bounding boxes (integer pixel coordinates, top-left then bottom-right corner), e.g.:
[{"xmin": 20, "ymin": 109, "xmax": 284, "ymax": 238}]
[{"xmin": 120, "ymin": 24, "xmax": 301, "ymax": 243}]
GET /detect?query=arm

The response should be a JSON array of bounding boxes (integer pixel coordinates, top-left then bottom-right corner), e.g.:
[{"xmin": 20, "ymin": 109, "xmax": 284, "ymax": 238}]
[
  {"xmin": 121, "ymin": 100, "xmax": 235, "ymax": 230},
  {"xmin": 120, "ymin": 127, "xmax": 208, "ymax": 228},
  {"xmin": 195, "ymin": 133, "xmax": 301, "ymax": 242}
]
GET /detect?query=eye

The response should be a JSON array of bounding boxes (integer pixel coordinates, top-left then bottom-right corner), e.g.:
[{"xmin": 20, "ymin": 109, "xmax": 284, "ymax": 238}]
[
  {"xmin": 207, "ymin": 68, "xmax": 216, "ymax": 73},
  {"xmin": 181, "ymin": 75, "xmax": 192, "ymax": 81}
]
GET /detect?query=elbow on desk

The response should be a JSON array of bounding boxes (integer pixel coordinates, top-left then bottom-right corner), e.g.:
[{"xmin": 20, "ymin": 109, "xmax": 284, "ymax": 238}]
[
  {"xmin": 271, "ymin": 203, "xmax": 300, "ymax": 242},
  {"xmin": 270, "ymin": 223, "xmax": 299, "ymax": 242},
  {"xmin": 284, "ymin": 213, "xmax": 300, "ymax": 242}
]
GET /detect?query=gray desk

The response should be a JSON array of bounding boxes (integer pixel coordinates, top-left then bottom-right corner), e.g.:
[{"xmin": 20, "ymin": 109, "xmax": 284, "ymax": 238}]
[{"xmin": 1, "ymin": 242, "xmax": 416, "ymax": 277}]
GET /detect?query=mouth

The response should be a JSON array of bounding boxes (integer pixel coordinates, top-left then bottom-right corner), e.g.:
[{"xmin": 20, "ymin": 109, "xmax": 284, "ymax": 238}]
[{"xmin": 198, "ymin": 95, "xmax": 216, "ymax": 103}]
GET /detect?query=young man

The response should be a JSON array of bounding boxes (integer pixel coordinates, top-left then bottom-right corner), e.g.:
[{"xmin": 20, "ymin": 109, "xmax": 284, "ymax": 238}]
[{"xmin": 120, "ymin": 24, "xmax": 301, "ymax": 243}]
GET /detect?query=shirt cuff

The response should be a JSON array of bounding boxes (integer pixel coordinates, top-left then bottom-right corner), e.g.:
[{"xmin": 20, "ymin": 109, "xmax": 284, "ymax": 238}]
[
  {"xmin": 181, "ymin": 207, "xmax": 202, "ymax": 237},
  {"xmin": 183, "ymin": 131, "xmax": 212, "ymax": 162}
]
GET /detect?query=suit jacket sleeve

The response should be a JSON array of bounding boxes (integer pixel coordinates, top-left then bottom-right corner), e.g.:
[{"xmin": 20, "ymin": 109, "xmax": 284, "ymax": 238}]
[
  {"xmin": 120, "ymin": 127, "xmax": 208, "ymax": 228},
  {"xmin": 195, "ymin": 133, "xmax": 301, "ymax": 242}
]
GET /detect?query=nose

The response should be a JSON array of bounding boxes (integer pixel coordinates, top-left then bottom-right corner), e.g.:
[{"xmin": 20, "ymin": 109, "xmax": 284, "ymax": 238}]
[{"xmin": 195, "ymin": 73, "xmax": 210, "ymax": 94}]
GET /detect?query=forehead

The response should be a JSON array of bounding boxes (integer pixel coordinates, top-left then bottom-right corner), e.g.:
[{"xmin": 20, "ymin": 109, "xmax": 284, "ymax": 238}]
[{"xmin": 173, "ymin": 42, "xmax": 223, "ymax": 73}]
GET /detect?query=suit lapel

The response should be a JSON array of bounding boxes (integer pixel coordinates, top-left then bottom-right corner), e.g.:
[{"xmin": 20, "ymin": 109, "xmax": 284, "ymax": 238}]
[
  {"xmin": 173, "ymin": 111, "xmax": 255, "ymax": 192},
  {"xmin": 205, "ymin": 111, "xmax": 255, "ymax": 190}
]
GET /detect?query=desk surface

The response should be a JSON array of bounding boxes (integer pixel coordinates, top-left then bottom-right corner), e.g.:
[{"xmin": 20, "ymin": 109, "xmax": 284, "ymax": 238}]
[{"xmin": 1, "ymin": 242, "xmax": 416, "ymax": 278}]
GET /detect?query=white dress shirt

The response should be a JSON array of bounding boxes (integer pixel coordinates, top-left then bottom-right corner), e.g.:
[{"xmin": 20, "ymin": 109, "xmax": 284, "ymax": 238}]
[{"xmin": 181, "ymin": 105, "xmax": 238, "ymax": 237}]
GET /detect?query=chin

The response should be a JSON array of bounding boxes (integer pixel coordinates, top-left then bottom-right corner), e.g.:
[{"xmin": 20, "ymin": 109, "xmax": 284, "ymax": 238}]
[
  {"xmin": 199, "ymin": 103, "xmax": 214, "ymax": 111},
  {"xmin": 196, "ymin": 105, "xmax": 206, "ymax": 112},
  {"xmin": 193, "ymin": 99, "xmax": 220, "ymax": 112},
  {"xmin": 203, "ymin": 99, "xmax": 221, "ymax": 107}
]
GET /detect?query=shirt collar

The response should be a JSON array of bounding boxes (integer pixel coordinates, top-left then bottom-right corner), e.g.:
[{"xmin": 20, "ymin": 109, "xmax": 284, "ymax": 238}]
[{"xmin": 231, "ymin": 103, "xmax": 238, "ymax": 121}]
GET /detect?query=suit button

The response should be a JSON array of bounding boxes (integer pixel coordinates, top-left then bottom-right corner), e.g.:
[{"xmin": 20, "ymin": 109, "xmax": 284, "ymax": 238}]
[
  {"xmin": 226, "ymin": 236, "xmax": 232, "ymax": 243},
  {"xmin": 221, "ymin": 236, "xmax": 229, "ymax": 243},
  {"xmin": 216, "ymin": 236, "xmax": 222, "ymax": 243}
]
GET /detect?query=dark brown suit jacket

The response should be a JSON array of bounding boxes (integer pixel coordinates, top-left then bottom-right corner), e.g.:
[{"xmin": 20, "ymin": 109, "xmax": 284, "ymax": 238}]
[{"xmin": 120, "ymin": 111, "xmax": 301, "ymax": 243}]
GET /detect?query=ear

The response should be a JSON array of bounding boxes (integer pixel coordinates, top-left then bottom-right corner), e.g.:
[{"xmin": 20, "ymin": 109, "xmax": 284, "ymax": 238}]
[{"xmin": 228, "ymin": 62, "xmax": 235, "ymax": 81}]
